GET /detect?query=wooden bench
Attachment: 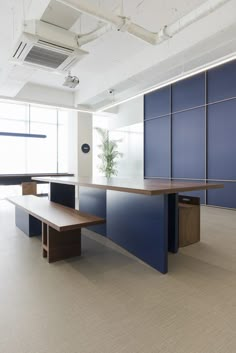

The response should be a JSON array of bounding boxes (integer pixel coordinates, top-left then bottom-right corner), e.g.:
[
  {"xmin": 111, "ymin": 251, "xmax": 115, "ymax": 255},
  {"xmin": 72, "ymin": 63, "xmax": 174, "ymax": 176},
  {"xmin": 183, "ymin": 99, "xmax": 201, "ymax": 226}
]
[{"xmin": 7, "ymin": 195, "xmax": 105, "ymax": 263}]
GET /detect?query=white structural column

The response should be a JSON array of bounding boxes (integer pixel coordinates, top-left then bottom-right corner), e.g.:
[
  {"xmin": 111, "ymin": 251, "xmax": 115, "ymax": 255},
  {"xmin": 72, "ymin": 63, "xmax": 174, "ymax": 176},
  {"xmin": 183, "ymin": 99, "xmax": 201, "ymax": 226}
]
[{"xmin": 77, "ymin": 112, "xmax": 93, "ymax": 177}]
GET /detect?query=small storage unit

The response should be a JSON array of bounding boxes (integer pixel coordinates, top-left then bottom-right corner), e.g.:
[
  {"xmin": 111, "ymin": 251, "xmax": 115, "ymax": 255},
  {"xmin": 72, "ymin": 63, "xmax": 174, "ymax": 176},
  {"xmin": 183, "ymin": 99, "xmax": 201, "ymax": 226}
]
[
  {"xmin": 178, "ymin": 195, "xmax": 200, "ymax": 247},
  {"xmin": 22, "ymin": 182, "xmax": 37, "ymax": 195}
]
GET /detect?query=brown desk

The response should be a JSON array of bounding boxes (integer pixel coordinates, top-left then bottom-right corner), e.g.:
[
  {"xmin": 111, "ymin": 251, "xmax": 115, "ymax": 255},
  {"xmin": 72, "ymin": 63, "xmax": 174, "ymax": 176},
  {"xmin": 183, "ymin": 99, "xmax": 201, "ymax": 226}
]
[{"xmin": 0, "ymin": 173, "xmax": 74, "ymax": 185}]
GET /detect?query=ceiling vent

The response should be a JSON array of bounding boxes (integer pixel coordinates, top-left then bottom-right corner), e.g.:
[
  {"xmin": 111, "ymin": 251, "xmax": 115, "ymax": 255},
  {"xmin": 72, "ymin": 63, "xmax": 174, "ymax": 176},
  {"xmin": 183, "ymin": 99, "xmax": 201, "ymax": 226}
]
[{"xmin": 11, "ymin": 20, "xmax": 88, "ymax": 72}]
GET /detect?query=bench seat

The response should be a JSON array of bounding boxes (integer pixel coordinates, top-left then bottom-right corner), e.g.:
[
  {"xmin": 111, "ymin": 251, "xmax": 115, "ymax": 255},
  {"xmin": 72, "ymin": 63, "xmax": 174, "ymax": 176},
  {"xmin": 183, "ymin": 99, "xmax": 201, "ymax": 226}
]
[{"xmin": 7, "ymin": 195, "xmax": 105, "ymax": 263}]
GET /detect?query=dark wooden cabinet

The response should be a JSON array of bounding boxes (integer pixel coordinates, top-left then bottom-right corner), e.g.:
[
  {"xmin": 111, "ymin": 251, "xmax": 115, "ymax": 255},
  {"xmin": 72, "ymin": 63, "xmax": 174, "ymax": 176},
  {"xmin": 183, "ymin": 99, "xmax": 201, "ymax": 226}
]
[{"xmin": 178, "ymin": 195, "xmax": 200, "ymax": 247}]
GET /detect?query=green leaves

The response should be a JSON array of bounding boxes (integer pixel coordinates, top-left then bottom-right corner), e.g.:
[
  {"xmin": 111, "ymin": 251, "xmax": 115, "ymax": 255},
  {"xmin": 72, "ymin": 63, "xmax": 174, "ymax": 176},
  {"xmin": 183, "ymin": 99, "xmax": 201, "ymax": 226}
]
[{"xmin": 95, "ymin": 127, "xmax": 123, "ymax": 178}]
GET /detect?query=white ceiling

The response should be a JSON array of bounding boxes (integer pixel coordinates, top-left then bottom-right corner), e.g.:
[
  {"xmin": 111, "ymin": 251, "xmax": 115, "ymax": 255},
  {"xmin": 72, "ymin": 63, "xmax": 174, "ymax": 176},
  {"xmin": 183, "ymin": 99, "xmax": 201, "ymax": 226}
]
[{"xmin": 0, "ymin": 0, "xmax": 236, "ymax": 110}]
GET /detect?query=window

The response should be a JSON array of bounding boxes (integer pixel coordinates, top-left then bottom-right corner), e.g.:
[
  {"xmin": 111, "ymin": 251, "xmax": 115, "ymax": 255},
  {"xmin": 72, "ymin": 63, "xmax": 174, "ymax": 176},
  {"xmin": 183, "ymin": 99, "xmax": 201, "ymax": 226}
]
[
  {"xmin": 27, "ymin": 106, "xmax": 57, "ymax": 173},
  {"xmin": 0, "ymin": 101, "xmax": 69, "ymax": 174}
]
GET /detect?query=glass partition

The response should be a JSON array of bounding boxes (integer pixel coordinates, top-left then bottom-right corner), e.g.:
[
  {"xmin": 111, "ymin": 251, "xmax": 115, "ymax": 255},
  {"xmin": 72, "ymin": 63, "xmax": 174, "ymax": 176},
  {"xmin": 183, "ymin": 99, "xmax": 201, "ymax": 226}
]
[
  {"xmin": 109, "ymin": 123, "xmax": 143, "ymax": 178},
  {"xmin": 93, "ymin": 114, "xmax": 143, "ymax": 178}
]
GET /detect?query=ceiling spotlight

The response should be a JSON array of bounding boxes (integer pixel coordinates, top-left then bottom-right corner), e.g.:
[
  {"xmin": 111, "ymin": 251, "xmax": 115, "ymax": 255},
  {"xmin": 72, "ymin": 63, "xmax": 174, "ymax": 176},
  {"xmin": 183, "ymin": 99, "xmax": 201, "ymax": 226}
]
[{"xmin": 63, "ymin": 72, "xmax": 80, "ymax": 88}]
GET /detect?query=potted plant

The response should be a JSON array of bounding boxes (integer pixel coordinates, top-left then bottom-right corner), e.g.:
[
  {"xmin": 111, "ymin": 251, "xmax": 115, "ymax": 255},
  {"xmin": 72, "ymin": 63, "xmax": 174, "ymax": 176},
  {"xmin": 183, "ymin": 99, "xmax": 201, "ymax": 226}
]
[{"xmin": 95, "ymin": 127, "xmax": 123, "ymax": 178}]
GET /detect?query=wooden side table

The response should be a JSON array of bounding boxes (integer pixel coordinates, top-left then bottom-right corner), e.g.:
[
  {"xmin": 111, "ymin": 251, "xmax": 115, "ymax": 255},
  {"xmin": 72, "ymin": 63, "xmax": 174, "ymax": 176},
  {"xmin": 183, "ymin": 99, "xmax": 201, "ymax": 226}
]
[
  {"xmin": 22, "ymin": 182, "xmax": 37, "ymax": 195},
  {"xmin": 179, "ymin": 195, "xmax": 200, "ymax": 247}
]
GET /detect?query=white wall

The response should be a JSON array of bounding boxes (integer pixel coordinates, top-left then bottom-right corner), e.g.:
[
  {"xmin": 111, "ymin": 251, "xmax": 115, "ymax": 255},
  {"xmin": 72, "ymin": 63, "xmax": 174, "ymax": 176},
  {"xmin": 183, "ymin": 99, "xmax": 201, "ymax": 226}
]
[{"xmin": 77, "ymin": 112, "xmax": 93, "ymax": 177}]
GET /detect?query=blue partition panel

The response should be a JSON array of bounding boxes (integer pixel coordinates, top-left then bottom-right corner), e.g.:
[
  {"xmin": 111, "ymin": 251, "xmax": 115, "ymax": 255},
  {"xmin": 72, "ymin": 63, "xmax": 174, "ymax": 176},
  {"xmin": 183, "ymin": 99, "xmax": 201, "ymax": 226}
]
[
  {"xmin": 208, "ymin": 99, "xmax": 236, "ymax": 180},
  {"xmin": 144, "ymin": 86, "xmax": 171, "ymax": 119},
  {"xmin": 172, "ymin": 107, "xmax": 205, "ymax": 179},
  {"xmin": 107, "ymin": 190, "xmax": 168, "ymax": 273},
  {"xmin": 50, "ymin": 183, "xmax": 75, "ymax": 208},
  {"xmin": 172, "ymin": 73, "xmax": 205, "ymax": 112},
  {"xmin": 208, "ymin": 60, "xmax": 236, "ymax": 103},
  {"xmin": 79, "ymin": 186, "xmax": 107, "ymax": 236},
  {"xmin": 144, "ymin": 116, "xmax": 171, "ymax": 177},
  {"xmin": 207, "ymin": 182, "xmax": 236, "ymax": 209}
]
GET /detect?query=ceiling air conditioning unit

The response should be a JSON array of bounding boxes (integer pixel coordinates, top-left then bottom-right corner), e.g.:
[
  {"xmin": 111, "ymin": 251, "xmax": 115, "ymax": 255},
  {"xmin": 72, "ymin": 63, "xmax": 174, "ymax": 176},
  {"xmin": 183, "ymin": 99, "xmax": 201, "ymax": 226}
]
[{"xmin": 11, "ymin": 20, "xmax": 88, "ymax": 72}]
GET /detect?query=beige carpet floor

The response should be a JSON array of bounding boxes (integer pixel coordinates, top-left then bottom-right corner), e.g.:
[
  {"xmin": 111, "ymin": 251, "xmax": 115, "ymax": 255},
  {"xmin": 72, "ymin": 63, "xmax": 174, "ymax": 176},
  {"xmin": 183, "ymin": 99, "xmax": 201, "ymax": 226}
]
[{"xmin": 0, "ymin": 200, "xmax": 235, "ymax": 353}]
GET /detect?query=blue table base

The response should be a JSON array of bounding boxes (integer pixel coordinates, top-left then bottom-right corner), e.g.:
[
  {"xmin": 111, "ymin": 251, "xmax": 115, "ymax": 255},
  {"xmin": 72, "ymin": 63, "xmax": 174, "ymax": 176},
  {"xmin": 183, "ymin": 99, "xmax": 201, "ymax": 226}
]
[
  {"xmin": 49, "ymin": 184, "xmax": 179, "ymax": 274},
  {"xmin": 15, "ymin": 207, "xmax": 42, "ymax": 237},
  {"xmin": 50, "ymin": 182, "xmax": 75, "ymax": 208},
  {"xmin": 78, "ymin": 187, "xmax": 178, "ymax": 274},
  {"xmin": 79, "ymin": 186, "xmax": 107, "ymax": 236},
  {"xmin": 107, "ymin": 190, "xmax": 169, "ymax": 273}
]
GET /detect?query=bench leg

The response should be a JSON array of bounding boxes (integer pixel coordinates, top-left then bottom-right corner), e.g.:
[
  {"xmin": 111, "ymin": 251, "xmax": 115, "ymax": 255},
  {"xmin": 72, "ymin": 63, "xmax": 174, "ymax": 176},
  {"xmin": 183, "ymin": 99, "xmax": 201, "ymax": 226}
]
[
  {"xmin": 42, "ymin": 223, "xmax": 48, "ymax": 258},
  {"xmin": 42, "ymin": 223, "xmax": 81, "ymax": 263}
]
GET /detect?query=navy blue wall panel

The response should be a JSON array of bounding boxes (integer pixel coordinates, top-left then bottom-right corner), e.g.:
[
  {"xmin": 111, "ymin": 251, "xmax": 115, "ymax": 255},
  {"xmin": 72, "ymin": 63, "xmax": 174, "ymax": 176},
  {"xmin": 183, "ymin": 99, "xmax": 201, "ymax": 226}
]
[
  {"xmin": 144, "ymin": 59, "xmax": 236, "ymax": 208},
  {"xmin": 208, "ymin": 99, "xmax": 236, "ymax": 180},
  {"xmin": 207, "ymin": 182, "xmax": 236, "ymax": 209},
  {"xmin": 208, "ymin": 60, "xmax": 236, "ymax": 103},
  {"xmin": 144, "ymin": 86, "xmax": 171, "ymax": 119},
  {"xmin": 144, "ymin": 116, "xmax": 171, "ymax": 177},
  {"xmin": 172, "ymin": 73, "xmax": 205, "ymax": 112},
  {"xmin": 172, "ymin": 107, "xmax": 205, "ymax": 179}
]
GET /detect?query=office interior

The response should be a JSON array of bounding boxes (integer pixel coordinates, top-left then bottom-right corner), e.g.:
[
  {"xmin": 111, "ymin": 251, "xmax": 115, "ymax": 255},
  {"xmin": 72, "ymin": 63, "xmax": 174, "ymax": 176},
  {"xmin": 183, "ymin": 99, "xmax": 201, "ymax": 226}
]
[{"xmin": 0, "ymin": 1, "xmax": 235, "ymax": 352}]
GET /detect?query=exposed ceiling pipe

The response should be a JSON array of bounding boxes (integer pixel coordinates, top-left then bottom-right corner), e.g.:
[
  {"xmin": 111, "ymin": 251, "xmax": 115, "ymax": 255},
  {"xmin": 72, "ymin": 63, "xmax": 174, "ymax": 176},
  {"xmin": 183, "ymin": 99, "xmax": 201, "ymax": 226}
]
[
  {"xmin": 164, "ymin": 0, "xmax": 232, "ymax": 42},
  {"xmin": 77, "ymin": 23, "xmax": 112, "ymax": 46},
  {"xmin": 56, "ymin": 0, "xmax": 127, "ymax": 26},
  {"xmin": 56, "ymin": 0, "xmax": 231, "ymax": 45},
  {"xmin": 55, "ymin": 0, "xmax": 157, "ymax": 44}
]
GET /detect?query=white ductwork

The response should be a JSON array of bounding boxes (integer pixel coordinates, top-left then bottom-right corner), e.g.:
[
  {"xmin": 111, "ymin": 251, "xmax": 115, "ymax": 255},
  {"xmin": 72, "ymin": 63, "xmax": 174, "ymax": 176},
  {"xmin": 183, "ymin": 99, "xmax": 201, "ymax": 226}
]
[
  {"xmin": 77, "ymin": 23, "xmax": 112, "ymax": 47},
  {"xmin": 56, "ymin": 0, "xmax": 160, "ymax": 44},
  {"xmin": 163, "ymin": 0, "xmax": 232, "ymax": 42},
  {"xmin": 56, "ymin": 0, "xmax": 231, "ymax": 45}
]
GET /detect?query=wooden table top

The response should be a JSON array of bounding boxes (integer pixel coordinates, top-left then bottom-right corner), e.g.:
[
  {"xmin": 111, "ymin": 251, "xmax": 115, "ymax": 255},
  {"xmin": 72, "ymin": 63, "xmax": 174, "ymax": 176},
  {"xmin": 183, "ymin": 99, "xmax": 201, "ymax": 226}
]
[
  {"xmin": 0, "ymin": 173, "xmax": 74, "ymax": 178},
  {"xmin": 32, "ymin": 176, "xmax": 223, "ymax": 196},
  {"xmin": 0, "ymin": 173, "xmax": 74, "ymax": 185}
]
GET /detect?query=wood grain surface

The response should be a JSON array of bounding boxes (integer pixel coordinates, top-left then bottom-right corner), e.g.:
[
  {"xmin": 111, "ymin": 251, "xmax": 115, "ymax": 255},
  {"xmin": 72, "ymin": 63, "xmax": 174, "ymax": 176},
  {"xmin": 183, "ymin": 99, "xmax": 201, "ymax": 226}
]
[{"xmin": 32, "ymin": 176, "xmax": 223, "ymax": 195}]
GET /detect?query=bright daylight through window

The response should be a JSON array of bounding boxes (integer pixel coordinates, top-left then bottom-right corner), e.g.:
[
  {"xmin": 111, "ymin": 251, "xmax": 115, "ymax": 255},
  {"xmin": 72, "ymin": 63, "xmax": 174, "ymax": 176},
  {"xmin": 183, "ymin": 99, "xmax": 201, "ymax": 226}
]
[{"xmin": 0, "ymin": 101, "xmax": 69, "ymax": 198}]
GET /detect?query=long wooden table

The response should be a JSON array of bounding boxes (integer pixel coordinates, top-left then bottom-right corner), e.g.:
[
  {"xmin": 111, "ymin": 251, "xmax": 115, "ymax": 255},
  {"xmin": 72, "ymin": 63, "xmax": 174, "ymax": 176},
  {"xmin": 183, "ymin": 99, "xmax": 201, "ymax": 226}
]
[
  {"xmin": 0, "ymin": 173, "xmax": 73, "ymax": 185},
  {"xmin": 33, "ymin": 176, "xmax": 223, "ymax": 274}
]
